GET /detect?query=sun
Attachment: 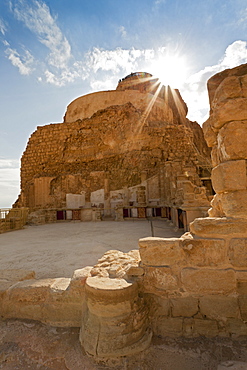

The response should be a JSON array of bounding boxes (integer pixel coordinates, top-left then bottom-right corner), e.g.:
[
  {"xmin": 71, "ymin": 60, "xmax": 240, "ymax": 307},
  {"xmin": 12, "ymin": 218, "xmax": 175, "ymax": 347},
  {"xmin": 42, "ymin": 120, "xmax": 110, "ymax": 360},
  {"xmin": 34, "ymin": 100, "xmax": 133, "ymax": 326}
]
[{"xmin": 150, "ymin": 54, "xmax": 188, "ymax": 89}]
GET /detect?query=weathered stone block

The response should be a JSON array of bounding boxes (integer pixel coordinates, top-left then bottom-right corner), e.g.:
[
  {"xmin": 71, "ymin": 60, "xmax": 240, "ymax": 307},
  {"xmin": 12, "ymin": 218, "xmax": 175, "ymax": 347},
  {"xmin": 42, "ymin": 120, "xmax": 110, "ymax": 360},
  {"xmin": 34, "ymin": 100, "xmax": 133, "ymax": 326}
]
[
  {"xmin": 139, "ymin": 237, "xmax": 185, "ymax": 266},
  {"xmin": 237, "ymin": 280, "xmax": 247, "ymax": 295},
  {"xmin": 213, "ymin": 76, "xmax": 242, "ymax": 103},
  {"xmin": 194, "ymin": 319, "xmax": 219, "ymax": 337},
  {"xmin": 5, "ymin": 278, "xmax": 56, "ymax": 303},
  {"xmin": 211, "ymin": 160, "xmax": 247, "ymax": 193},
  {"xmin": 183, "ymin": 318, "xmax": 195, "ymax": 336},
  {"xmin": 143, "ymin": 267, "xmax": 179, "ymax": 293},
  {"xmin": 202, "ymin": 118, "xmax": 217, "ymax": 147},
  {"xmin": 218, "ymin": 121, "xmax": 247, "ymax": 161},
  {"xmin": 212, "ymin": 99, "xmax": 247, "ymax": 130},
  {"xmin": 229, "ymin": 239, "xmax": 247, "ymax": 267},
  {"xmin": 190, "ymin": 217, "xmax": 247, "ymax": 238},
  {"xmin": 171, "ymin": 297, "xmax": 198, "ymax": 317},
  {"xmin": 152, "ymin": 317, "xmax": 183, "ymax": 337},
  {"xmin": 238, "ymin": 295, "xmax": 247, "ymax": 321},
  {"xmin": 221, "ymin": 191, "xmax": 247, "ymax": 219},
  {"xmin": 182, "ymin": 238, "xmax": 227, "ymax": 266},
  {"xmin": 226, "ymin": 318, "xmax": 247, "ymax": 336},
  {"xmin": 181, "ymin": 268, "xmax": 236, "ymax": 294},
  {"xmin": 85, "ymin": 277, "xmax": 138, "ymax": 317},
  {"xmin": 200, "ymin": 296, "xmax": 240, "ymax": 319},
  {"xmin": 147, "ymin": 294, "xmax": 170, "ymax": 317}
]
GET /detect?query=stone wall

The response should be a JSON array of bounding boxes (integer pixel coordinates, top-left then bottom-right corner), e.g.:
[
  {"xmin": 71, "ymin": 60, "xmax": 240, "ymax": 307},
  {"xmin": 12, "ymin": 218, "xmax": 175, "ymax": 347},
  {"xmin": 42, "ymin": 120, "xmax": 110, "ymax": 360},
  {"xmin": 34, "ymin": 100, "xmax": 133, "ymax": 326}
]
[{"xmin": 16, "ymin": 102, "xmax": 211, "ymax": 226}]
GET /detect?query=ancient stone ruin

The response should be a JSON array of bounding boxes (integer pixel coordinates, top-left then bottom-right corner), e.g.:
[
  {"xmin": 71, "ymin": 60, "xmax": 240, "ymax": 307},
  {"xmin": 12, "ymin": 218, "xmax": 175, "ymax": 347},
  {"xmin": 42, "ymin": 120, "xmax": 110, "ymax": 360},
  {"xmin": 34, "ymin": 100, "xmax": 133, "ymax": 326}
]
[
  {"xmin": 1, "ymin": 64, "xmax": 247, "ymax": 366},
  {"xmin": 14, "ymin": 72, "xmax": 212, "ymax": 230}
]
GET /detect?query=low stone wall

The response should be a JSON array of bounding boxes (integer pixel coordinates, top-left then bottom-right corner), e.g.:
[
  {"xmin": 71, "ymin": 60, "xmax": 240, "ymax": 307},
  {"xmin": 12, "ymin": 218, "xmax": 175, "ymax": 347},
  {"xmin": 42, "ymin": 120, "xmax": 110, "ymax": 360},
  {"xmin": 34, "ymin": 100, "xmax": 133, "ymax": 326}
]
[
  {"xmin": 139, "ymin": 236, "xmax": 247, "ymax": 339},
  {"xmin": 0, "ymin": 208, "xmax": 29, "ymax": 234},
  {"xmin": 0, "ymin": 267, "xmax": 92, "ymax": 327},
  {"xmin": 1, "ymin": 237, "xmax": 247, "ymax": 359}
]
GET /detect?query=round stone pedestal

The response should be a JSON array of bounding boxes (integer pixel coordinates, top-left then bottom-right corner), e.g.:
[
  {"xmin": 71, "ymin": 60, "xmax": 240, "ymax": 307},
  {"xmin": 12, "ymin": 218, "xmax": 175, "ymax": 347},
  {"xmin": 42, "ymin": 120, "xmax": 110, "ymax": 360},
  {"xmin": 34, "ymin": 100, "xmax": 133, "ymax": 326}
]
[{"xmin": 80, "ymin": 276, "xmax": 152, "ymax": 358}]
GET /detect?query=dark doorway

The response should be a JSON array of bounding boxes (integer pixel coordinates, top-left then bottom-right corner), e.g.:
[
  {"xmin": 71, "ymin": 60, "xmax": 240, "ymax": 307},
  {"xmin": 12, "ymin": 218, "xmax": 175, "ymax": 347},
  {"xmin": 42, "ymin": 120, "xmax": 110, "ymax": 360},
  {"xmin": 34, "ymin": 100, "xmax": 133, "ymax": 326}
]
[
  {"xmin": 177, "ymin": 209, "xmax": 184, "ymax": 229},
  {"xmin": 57, "ymin": 210, "xmax": 66, "ymax": 220}
]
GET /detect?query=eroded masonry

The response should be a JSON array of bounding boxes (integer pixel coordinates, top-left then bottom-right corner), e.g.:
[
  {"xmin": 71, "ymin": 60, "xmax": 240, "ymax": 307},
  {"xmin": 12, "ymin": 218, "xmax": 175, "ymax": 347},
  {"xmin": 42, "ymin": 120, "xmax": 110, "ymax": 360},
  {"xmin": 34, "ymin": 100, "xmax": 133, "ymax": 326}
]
[
  {"xmin": 14, "ymin": 72, "xmax": 212, "ymax": 230},
  {"xmin": 2, "ymin": 64, "xmax": 247, "ymax": 363}
]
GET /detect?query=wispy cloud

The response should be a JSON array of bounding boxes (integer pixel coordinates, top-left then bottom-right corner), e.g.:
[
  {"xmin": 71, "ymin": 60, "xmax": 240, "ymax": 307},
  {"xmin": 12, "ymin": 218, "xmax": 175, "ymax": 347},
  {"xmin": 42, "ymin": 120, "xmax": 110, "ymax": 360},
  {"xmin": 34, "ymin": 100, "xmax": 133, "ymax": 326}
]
[
  {"xmin": 10, "ymin": 0, "xmax": 71, "ymax": 69},
  {"xmin": 237, "ymin": 7, "xmax": 247, "ymax": 27},
  {"xmin": 0, "ymin": 158, "xmax": 20, "ymax": 169},
  {"xmin": 5, "ymin": 46, "xmax": 35, "ymax": 75},
  {"xmin": 0, "ymin": 18, "xmax": 7, "ymax": 35},
  {"xmin": 85, "ymin": 47, "xmax": 154, "ymax": 74},
  {"xmin": 0, "ymin": 158, "xmax": 20, "ymax": 207},
  {"xmin": 119, "ymin": 26, "xmax": 127, "ymax": 39},
  {"xmin": 181, "ymin": 40, "xmax": 247, "ymax": 124}
]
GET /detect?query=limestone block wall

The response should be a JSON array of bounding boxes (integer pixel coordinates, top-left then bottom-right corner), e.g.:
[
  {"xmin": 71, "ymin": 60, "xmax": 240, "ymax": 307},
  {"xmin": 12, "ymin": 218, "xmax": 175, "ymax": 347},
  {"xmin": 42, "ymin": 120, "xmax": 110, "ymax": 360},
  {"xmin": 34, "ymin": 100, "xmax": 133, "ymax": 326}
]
[
  {"xmin": 16, "ymin": 101, "xmax": 209, "ymax": 215},
  {"xmin": 139, "ymin": 236, "xmax": 247, "ymax": 338},
  {"xmin": 203, "ymin": 64, "xmax": 247, "ymax": 219}
]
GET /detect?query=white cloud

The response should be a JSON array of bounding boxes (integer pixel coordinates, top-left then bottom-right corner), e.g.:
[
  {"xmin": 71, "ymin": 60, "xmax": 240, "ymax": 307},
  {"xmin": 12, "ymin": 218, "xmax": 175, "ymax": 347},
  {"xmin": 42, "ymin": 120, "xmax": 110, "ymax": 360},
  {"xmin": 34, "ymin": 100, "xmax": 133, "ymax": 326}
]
[
  {"xmin": 0, "ymin": 18, "xmax": 7, "ymax": 35},
  {"xmin": 119, "ymin": 26, "xmax": 127, "ymax": 39},
  {"xmin": 0, "ymin": 159, "xmax": 20, "ymax": 208},
  {"xmin": 0, "ymin": 158, "xmax": 19, "ymax": 169},
  {"xmin": 85, "ymin": 47, "xmax": 155, "ymax": 75},
  {"xmin": 5, "ymin": 46, "xmax": 35, "ymax": 75},
  {"xmin": 237, "ymin": 7, "xmax": 247, "ymax": 27},
  {"xmin": 181, "ymin": 40, "xmax": 247, "ymax": 124},
  {"xmin": 10, "ymin": 0, "xmax": 71, "ymax": 69}
]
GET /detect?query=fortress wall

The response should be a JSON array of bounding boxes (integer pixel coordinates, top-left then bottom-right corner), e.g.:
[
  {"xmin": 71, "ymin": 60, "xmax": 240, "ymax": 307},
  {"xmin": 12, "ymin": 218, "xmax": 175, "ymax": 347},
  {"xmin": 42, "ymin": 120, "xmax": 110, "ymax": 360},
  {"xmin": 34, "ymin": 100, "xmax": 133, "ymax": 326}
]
[
  {"xmin": 63, "ymin": 90, "xmax": 174, "ymax": 123},
  {"xmin": 18, "ymin": 101, "xmax": 208, "ymax": 213}
]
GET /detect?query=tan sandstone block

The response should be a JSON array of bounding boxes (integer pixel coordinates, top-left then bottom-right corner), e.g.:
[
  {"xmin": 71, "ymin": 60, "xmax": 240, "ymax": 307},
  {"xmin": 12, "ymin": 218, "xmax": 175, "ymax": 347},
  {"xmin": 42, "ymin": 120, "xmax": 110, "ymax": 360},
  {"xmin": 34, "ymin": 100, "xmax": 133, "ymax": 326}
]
[
  {"xmin": 202, "ymin": 118, "xmax": 217, "ymax": 147},
  {"xmin": 212, "ymin": 99, "xmax": 247, "ymax": 130},
  {"xmin": 85, "ymin": 277, "xmax": 138, "ymax": 317},
  {"xmin": 194, "ymin": 319, "xmax": 219, "ymax": 337},
  {"xmin": 217, "ymin": 121, "xmax": 247, "ymax": 161},
  {"xmin": 190, "ymin": 217, "xmax": 247, "ymax": 238},
  {"xmin": 42, "ymin": 302, "xmax": 82, "ymax": 327},
  {"xmin": 213, "ymin": 76, "xmax": 242, "ymax": 103},
  {"xmin": 139, "ymin": 237, "xmax": 185, "ymax": 266},
  {"xmin": 238, "ymin": 296, "xmax": 247, "ymax": 321},
  {"xmin": 229, "ymin": 239, "xmax": 247, "ymax": 267},
  {"xmin": 148, "ymin": 294, "xmax": 170, "ymax": 317},
  {"xmin": 143, "ymin": 267, "xmax": 179, "ymax": 293},
  {"xmin": 226, "ymin": 318, "xmax": 247, "ymax": 336},
  {"xmin": 152, "ymin": 317, "xmax": 183, "ymax": 337},
  {"xmin": 200, "ymin": 296, "xmax": 240, "ymax": 319},
  {"xmin": 182, "ymin": 239, "xmax": 227, "ymax": 266},
  {"xmin": 181, "ymin": 268, "xmax": 236, "ymax": 294},
  {"xmin": 221, "ymin": 191, "xmax": 247, "ymax": 219},
  {"xmin": 211, "ymin": 160, "xmax": 247, "ymax": 193},
  {"xmin": 171, "ymin": 297, "xmax": 198, "ymax": 317},
  {"xmin": 6, "ymin": 278, "xmax": 56, "ymax": 303}
]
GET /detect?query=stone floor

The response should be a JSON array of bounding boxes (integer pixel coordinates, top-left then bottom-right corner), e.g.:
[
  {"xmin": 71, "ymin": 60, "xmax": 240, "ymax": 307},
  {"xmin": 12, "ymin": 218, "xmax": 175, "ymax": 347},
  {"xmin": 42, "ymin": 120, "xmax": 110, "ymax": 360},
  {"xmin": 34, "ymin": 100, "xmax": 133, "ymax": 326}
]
[{"xmin": 0, "ymin": 219, "xmax": 183, "ymax": 279}]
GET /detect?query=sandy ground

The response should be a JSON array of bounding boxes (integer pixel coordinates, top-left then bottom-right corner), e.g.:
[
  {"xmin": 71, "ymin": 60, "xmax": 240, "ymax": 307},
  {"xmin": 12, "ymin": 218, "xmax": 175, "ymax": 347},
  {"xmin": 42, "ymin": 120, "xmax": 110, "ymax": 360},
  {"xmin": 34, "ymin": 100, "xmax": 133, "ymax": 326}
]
[
  {"xmin": 0, "ymin": 219, "xmax": 183, "ymax": 279},
  {"xmin": 1, "ymin": 320, "xmax": 247, "ymax": 369},
  {"xmin": 1, "ymin": 220, "xmax": 247, "ymax": 369}
]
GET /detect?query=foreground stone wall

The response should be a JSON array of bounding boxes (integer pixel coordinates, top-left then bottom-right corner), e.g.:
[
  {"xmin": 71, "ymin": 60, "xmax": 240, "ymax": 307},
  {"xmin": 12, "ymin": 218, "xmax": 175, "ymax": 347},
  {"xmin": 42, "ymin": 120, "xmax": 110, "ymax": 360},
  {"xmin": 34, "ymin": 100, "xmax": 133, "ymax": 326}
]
[{"xmin": 139, "ymin": 236, "xmax": 247, "ymax": 338}]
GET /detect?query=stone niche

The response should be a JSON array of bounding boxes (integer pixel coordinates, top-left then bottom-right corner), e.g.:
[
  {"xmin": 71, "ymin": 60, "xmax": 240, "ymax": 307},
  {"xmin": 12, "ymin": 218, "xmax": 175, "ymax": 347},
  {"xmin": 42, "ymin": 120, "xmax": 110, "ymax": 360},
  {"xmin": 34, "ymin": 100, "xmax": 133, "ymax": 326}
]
[{"xmin": 14, "ymin": 72, "xmax": 212, "ymax": 228}]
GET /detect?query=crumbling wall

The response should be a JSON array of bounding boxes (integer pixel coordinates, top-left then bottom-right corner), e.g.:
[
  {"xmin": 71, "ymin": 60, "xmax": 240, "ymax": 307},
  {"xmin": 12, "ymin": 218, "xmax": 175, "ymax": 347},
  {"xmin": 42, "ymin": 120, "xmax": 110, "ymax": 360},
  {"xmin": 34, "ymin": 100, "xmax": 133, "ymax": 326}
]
[{"xmin": 16, "ymin": 101, "xmax": 209, "ymax": 216}]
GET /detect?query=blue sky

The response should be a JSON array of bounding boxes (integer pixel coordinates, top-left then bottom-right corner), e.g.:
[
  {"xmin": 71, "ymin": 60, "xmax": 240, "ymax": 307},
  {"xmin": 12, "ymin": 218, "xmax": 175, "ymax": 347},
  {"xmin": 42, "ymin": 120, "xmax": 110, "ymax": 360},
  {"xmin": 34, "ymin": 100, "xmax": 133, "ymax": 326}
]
[{"xmin": 0, "ymin": 0, "xmax": 247, "ymax": 208}]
